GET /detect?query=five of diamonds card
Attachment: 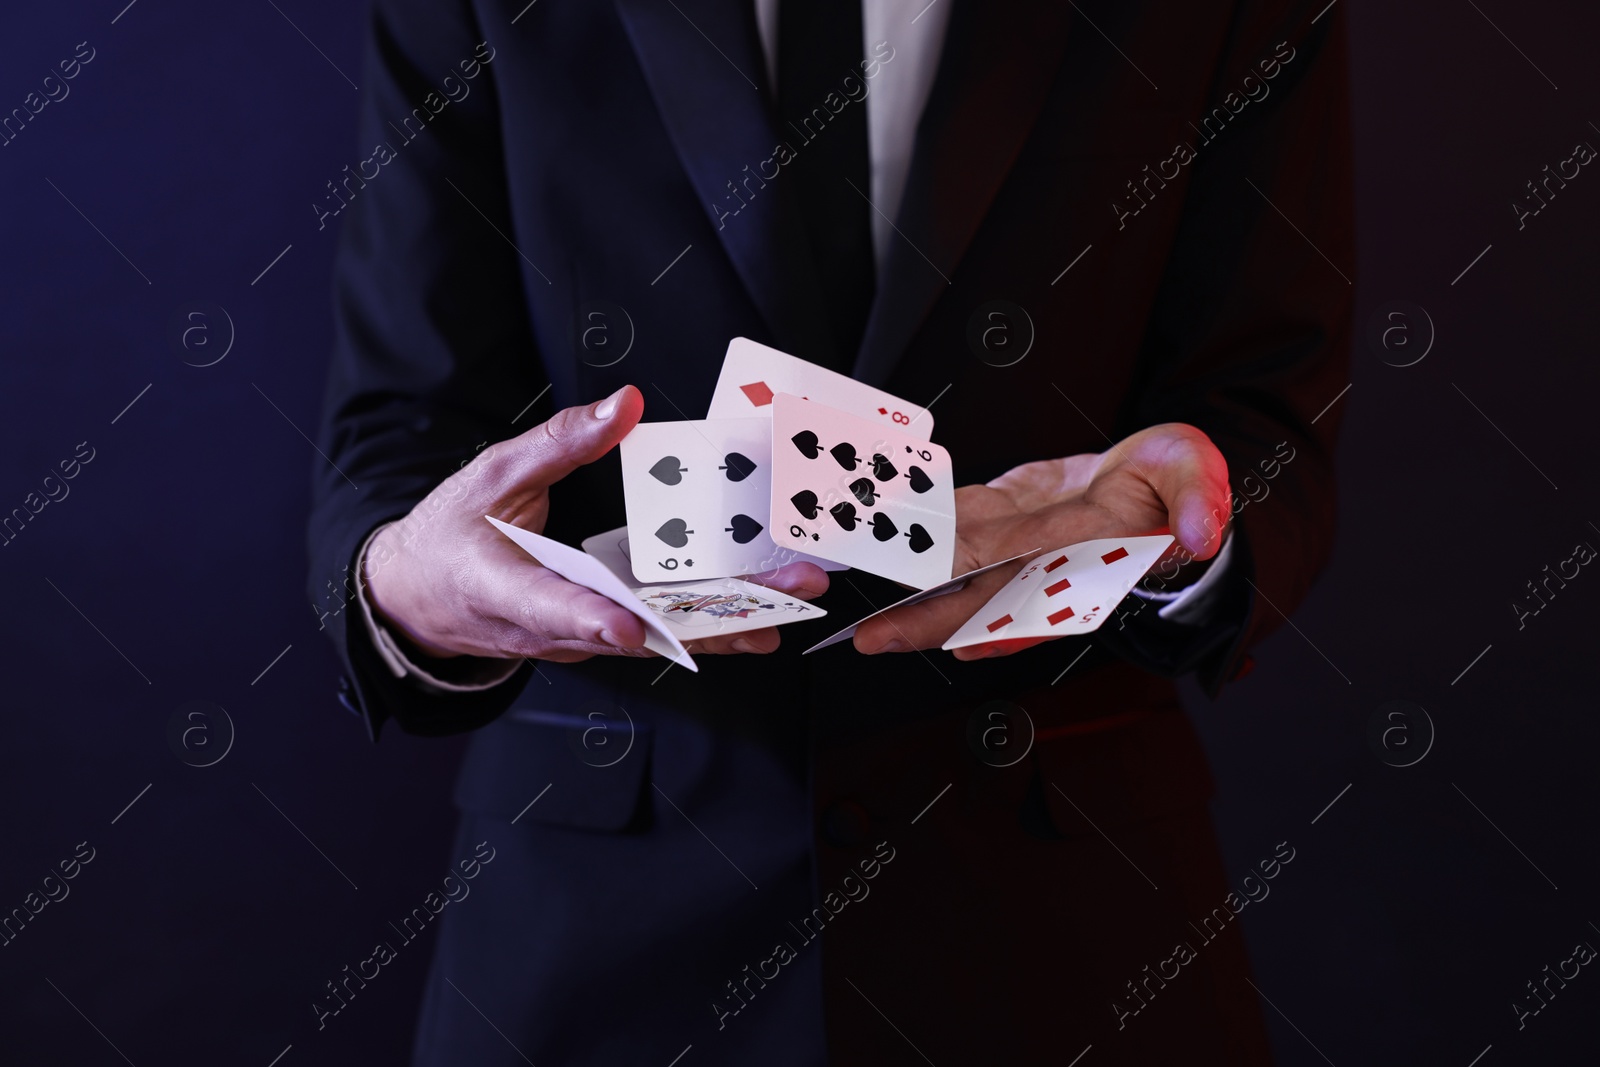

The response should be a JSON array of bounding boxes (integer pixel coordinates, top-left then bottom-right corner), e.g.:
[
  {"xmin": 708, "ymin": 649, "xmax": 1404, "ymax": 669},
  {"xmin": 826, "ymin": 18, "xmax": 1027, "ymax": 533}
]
[{"xmin": 941, "ymin": 535, "xmax": 1175, "ymax": 651}]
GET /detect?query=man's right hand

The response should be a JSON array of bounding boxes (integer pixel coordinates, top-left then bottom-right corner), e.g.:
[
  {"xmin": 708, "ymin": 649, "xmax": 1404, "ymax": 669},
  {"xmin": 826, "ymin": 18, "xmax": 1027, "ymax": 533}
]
[{"xmin": 363, "ymin": 385, "xmax": 830, "ymax": 665}]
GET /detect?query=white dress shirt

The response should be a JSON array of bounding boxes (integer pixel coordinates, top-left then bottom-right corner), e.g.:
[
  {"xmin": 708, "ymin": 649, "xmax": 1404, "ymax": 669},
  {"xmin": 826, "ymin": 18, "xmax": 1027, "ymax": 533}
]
[{"xmin": 753, "ymin": 0, "xmax": 953, "ymax": 270}]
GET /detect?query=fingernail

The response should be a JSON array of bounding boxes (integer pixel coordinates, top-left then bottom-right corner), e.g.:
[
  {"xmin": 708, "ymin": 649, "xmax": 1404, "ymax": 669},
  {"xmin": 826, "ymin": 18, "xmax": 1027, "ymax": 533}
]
[
  {"xmin": 731, "ymin": 638, "xmax": 760, "ymax": 654},
  {"xmin": 866, "ymin": 639, "xmax": 906, "ymax": 655},
  {"xmin": 599, "ymin": 628, "xmax": 625, "ymax": 648},
  {"xmin": 594, "ymin": 387, "xmax": 625, "ymax": 420}
]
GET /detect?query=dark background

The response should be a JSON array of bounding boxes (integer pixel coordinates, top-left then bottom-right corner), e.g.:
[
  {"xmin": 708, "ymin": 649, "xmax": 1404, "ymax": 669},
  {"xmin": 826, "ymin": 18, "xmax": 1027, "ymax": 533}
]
[{"xmin": 1, "ymin": 1, "xmax": 1595, "ymax": 1063}]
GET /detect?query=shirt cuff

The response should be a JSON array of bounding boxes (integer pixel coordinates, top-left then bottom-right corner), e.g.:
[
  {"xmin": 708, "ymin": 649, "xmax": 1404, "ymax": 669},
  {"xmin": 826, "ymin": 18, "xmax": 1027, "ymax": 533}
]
[
  {"xmin": 1129, "ymin": 531, "xmax": 1236, "ymax": 627},
  {"xmin": 355, "ymin": 524, "xmax": 522, "ymax": 694}
]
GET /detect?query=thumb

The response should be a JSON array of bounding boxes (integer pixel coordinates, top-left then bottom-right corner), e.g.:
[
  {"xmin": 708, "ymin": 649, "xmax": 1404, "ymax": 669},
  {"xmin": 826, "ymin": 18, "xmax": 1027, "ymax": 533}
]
[
  {"xmin": 478, "ymin": 385, "xmax": 644, "ymax": 495},
  {"xmin": 1143, "ymin": 425, "xmax": 1230, "ymax": 560},
  {"xmin": 1109, "ymin": 423, "xmax": 1230, "ymax": 560}
]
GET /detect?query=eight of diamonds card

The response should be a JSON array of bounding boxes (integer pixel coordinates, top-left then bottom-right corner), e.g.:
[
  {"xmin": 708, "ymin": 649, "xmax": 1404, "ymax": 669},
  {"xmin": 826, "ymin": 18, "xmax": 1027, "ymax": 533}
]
[
  {"xmin": 941, "ymin": 535, "xmax": 1174, "ymax": 651},
  {"xmin": 707, "ymin": 337, "xmax": 933, "ymax": 439},
  {"xmin": 769, "ymin": 393, "xmax": 956, "ymax": 589}
]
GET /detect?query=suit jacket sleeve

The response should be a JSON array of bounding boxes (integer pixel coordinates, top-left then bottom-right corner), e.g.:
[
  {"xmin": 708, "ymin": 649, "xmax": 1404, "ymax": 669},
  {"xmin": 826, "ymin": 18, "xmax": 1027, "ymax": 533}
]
[
  {"xmin": 1097, "ymin": 3, "xmax": 1355, "ymax": 697},
  {"xmin": 306, "ymin": 0, "xmax": 538, "ymax": 740}
]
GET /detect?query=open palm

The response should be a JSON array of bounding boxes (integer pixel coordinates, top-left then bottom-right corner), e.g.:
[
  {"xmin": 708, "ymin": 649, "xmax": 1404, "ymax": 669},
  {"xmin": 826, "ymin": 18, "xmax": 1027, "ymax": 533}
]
[{"xmin": 852, "ymin": 423, "xmax": 1231, "ymax": 659}]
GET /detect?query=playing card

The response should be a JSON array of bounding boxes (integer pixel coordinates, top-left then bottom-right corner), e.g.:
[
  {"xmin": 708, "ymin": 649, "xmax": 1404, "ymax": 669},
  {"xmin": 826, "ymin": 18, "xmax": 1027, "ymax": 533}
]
[
  {"xmin": 579, "ymin": 526, "xmax": 638, "ymax": 586},
  {"xmin": 637, "ymin": 580, "xmax": 826, "ymax": 638},
  {"xmin": 579, "ymin": 526, "xmax": 827, "ymax": 636},
  {"xmin": 769, "ymin": 393, "xmax": 956, "ymax": 589},
  {"xmin": 620, "ymin": 419, "xmax": 853, "ymax": 584},
  {"xmin": 484, "ymin": 516, "xmax": 696, "ymax": 672},
  {"xmin": 708, "ymin": 337, "xmax": 933, "ymax": 440},
  {"xmin": 582, "ymin": 525, "xmax": 847, "ymax": 593},
  {"xmin": 803, "ymin": 550, "xmax": 1036, "ymax": 653},
  {"xmin": 620, "ymin": 417, "xmax": 788, "ymax": 584},
  {"xmin": 942, "ymin": 535, "xmax": 1174, "ymax": 651}
]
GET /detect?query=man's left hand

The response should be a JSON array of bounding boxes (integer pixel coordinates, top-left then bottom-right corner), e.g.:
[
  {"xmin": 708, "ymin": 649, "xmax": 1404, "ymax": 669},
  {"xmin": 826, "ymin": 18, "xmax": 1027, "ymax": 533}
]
[{"xmin": 851, "ymin": 423, "xmax": 1232, "ymax": 659}]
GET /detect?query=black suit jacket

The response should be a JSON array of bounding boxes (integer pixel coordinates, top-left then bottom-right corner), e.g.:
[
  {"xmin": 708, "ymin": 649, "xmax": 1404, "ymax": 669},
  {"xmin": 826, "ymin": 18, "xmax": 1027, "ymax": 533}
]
[{"xmin": 308, "ymin": 0, "xmax": 1351, "ymax": 1062}]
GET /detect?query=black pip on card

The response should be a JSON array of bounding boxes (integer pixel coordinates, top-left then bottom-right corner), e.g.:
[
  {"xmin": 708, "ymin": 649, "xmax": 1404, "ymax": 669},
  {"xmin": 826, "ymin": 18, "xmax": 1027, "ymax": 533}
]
[{"xmin": 769, "ymin": 394, "xmax": 956, "ymax": 590}]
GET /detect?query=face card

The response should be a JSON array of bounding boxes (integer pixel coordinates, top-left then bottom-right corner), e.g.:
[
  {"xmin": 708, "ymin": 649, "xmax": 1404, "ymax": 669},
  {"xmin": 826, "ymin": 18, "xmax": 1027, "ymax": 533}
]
[
  {"xmin": 802, "ymin": 550, "xmax": 1036, "ymax": 654},
  {"xmin": 941, "ymin": 535, "xmax": 1174, "ymax": 651},
  {"xmin": 484, "ymin": 516, "xmax": 696, "ymax": 672},
  {"xmin": 769, "ymin": 393, "xmax": 956, "ymax": 589},
  {"xmin": 708, "ymin": 337, "xmax": 933, "ymax": 440},
  {"xmin": 638, "ymin": 579, "xmax": 826, "ymax": 638}
]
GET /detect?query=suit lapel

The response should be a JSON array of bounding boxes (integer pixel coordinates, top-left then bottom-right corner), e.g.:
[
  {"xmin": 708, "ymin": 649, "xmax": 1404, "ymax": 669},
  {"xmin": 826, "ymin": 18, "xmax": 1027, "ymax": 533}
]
[
  {"xmin": 613, "ymin": 0, "xmax": 835, "ymax": 360},
  {"xmin": 853, "ymin": 0, "xmax": 1073, "ymax": 386}
]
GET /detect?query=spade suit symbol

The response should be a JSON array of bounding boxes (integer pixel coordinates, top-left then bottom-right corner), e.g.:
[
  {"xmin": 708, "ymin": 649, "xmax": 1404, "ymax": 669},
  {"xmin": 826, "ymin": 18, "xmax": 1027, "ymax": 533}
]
[
  {"xmin": 829, "ymin": 502, "xmax": 859, "ymax": 531},
  {"xmin": 649, "ymin": 456, "xmax": 687, "ymax": 485},
  {"xmin": 908, "ymin": 466, "xmax": 934, "ymax": 494},
  {"xmin": 870, "ymin": 454, "xmax": 898, "ymax": 481},
  {"xmin": 849, "ymin": 478, "xmax": 877, "ymax": 506},
  {"xmin": 906, "ymin": 523, "xmax": 934, "ymax": 553},
  {"xmin": 830, "ymin": 442, "xmax": 860, "ymax": 470},
  {"xmin": 791, "ymin": 490, "xmax": 821, "ymax": 519},
  {"xmin": 720, "ymin": 452, "xmax": 756, "ymax": 482},
  {"xmin": 655, "ymin": 518, "xmax": 693, "ymax": 548},
  {"xmin": 868, "ymin": 513, "xmax": 898, "ymax": 542},
  {"xmin": 726, "ymin": 514, "xmax": 764, "ymax": 544},
  {"xmin": 791, "ymin": 430, "xmax": 822, "ymax": 459}
]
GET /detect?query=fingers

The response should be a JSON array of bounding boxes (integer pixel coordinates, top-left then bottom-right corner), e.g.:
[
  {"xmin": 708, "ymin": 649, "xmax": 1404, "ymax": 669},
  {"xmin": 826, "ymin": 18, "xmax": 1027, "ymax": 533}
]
[
  {"xmin": 852, "ymin": 593, "xmax": 961, "ymax": 654},
  {"xmin": 1122, "ymin": 424, "xmax": 1232, "ymax": 560},
  {"xmin": 481, "ymin": 566, "xmax": 649, "ymax": 656},
  {"xmin": 689, "ymin": 628, "xmax": 784, "ymax": 656},
  {"xmin": 853, "ymin": 564, "xmax": 1019, "ymax": 655},
  {"xmin": 737, "ymin": 560, "xmax": 831, "ymax": 600},
  {"xmin": 950, "ymin": 636, "xmax": 1052, "ymax": 662},
  {"xmin": 474, "ymin": 385, "xmax": 645, "ymax": 501}
]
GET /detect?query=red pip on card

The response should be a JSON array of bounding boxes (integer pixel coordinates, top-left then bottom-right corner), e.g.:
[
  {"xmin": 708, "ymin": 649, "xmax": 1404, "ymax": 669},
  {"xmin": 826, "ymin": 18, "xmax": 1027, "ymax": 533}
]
[{"xmin": 940, "ymin": 535, "xmax": 1174, "ymax": 651}]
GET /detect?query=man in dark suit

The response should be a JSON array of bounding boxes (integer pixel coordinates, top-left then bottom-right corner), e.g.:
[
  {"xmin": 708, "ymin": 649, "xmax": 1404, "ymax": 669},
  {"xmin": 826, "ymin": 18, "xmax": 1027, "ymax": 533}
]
[{"xmin": 308, "ymin": 0, "xmax": 1350, "ymax": 1062}]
